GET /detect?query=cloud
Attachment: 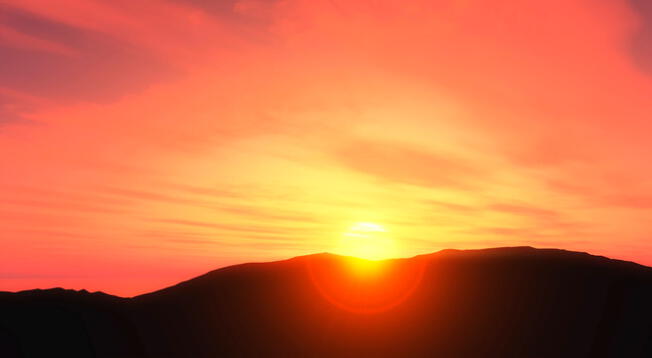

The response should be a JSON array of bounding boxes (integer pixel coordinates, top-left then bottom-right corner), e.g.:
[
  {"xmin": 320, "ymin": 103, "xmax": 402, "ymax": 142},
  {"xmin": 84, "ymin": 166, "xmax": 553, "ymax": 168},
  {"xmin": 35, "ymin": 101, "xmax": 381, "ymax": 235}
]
[
  {"xmin": 424, "ymin": 199, "xmax": 478, "ymax": 213},
  {"xmin": 0, "ymin": 4, "xmax": 176, "ymax": 103},
  {"xmin": 628, "ymin": 0, "xmax": 652, "ymax": 74},
  {"xmin": 487, "ymin": 203, "xmax": 559, "ymax": 219},
  {"xmin": 166, "ymin": 0, "xmax": 277, "ymax": 25},
  {"xmin": 334, "ymin": 139, "xmax": 485, "ymax": 189},
  {"xmin": 600, "ymin": 195, "xmax": 652, "ymax": 209}
]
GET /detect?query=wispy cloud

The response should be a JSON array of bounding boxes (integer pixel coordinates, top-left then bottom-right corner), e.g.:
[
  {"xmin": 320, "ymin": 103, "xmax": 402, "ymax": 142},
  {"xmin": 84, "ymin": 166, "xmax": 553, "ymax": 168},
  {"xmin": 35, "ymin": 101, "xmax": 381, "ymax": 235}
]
[{"xmin": 334, "ymin": 138, "xmax": 485, "ymax": 189}]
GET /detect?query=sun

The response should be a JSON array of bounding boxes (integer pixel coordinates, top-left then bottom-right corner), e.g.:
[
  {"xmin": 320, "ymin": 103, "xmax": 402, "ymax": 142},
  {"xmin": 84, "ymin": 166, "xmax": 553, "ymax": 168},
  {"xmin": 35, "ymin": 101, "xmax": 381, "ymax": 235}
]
[{"xmin": 335, "ymin": 222, "xmax": 397, "ymax": 260}]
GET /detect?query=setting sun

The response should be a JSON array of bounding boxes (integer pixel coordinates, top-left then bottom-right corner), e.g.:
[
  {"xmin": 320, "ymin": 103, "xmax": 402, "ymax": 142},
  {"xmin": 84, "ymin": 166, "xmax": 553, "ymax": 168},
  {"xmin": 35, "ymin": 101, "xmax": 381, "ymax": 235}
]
[{"xmin": 335, "ymin": 222, "xmax": 398, "ymax": 260}]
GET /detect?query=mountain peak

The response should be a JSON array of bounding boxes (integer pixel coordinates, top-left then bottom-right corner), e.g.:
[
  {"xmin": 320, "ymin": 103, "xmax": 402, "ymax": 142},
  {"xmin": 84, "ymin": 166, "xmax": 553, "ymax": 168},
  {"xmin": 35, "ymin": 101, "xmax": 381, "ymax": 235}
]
[{"xmin": 2, "ymin": 247, "xmax": 652, "ymax": 357}]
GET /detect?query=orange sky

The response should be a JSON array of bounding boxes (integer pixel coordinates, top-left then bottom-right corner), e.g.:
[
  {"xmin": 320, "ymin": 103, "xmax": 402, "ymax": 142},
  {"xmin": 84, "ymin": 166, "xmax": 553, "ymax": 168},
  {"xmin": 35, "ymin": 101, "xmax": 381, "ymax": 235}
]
[{"xmin": 2, "ymin": 0, "xmax": 652, "ymax": 296}]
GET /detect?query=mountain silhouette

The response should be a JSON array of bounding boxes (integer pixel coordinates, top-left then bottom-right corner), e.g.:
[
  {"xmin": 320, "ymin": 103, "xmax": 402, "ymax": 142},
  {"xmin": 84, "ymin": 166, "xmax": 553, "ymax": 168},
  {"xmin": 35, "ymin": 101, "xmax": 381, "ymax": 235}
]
[{"xmin": 2, "ymin": 247, "xmax": 652, "ymax": 357}]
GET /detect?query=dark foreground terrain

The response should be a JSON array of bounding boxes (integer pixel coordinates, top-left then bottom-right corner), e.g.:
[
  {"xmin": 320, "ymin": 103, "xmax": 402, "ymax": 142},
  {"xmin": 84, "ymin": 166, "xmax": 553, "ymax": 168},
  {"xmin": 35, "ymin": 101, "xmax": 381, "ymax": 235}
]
[{"xmin": 2, "ymin": 247, "xmax": 652, "ymax": 357}]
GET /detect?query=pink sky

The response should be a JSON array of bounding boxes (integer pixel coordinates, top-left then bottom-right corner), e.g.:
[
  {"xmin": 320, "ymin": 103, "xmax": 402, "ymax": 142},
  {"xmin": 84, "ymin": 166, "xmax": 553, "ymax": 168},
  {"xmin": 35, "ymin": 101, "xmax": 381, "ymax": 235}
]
[{"xmin": 2, "ymin": 0, "xmax": 652, "ymax": 296}]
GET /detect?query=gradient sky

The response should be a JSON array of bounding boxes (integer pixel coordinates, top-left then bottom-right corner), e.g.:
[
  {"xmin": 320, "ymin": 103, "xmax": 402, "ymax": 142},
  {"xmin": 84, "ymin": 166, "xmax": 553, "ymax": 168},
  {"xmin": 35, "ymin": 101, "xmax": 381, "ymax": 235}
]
[{"xmin": 3, "ymin": 0, "xmax": 652, "ymax": 296}]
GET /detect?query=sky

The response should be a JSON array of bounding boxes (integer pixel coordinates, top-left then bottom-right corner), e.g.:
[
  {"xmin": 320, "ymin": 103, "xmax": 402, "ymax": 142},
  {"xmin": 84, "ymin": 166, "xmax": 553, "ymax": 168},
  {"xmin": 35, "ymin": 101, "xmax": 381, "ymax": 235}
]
[{"xmin": 2, "ymin": 0, "xmax": 652, "ymax": 296}]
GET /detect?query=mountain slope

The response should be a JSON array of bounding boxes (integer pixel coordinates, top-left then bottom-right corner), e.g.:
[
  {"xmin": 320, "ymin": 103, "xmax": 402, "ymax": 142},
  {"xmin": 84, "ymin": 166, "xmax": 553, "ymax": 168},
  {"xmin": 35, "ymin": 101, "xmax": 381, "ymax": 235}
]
[{"xmin": 2, "ymin": 247, "xmax": 652, "ymax": 357}]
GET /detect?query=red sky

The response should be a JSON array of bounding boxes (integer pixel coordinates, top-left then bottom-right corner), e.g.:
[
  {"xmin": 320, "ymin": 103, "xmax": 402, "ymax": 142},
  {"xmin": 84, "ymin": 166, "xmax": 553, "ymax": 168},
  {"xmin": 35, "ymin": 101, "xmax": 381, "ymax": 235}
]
[{"xmin": 2, "ymin": 0, "xmax": 652, "ymax": 296}]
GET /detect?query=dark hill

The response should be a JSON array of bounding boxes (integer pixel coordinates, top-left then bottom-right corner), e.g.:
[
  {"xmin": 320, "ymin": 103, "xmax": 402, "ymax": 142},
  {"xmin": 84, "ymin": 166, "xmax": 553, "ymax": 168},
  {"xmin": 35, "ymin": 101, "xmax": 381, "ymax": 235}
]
[{"xmin": 2, "ymin": 247, "xmax": 652, "ymax": 357}]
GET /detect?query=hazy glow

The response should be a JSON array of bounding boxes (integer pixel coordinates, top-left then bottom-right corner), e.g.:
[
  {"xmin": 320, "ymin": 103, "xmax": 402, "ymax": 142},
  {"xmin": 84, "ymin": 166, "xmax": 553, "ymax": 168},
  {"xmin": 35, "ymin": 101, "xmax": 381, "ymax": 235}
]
[
  {"xmin": 307, "ymin": 255, "xmax": 426, "ymax": 314},
  {"xmin": 336, "ymin": 222, "xmax": 397, "ymax": 260}
]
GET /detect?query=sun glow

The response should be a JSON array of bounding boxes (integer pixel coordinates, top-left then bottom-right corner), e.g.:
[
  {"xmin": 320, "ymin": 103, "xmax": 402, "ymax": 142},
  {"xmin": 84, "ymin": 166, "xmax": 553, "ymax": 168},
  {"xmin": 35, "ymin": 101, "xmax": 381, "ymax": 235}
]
[{"xmin": 336, "ymin": 222, "xmax": 397, "ymax": 260}]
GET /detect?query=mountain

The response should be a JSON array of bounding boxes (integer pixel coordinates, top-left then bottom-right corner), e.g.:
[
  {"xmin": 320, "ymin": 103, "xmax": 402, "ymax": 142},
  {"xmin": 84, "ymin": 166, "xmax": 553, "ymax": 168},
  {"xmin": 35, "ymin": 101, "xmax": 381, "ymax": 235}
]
[{"xmin": 2, "ymin": 247, "xmax": 652, "ymax": 357}]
